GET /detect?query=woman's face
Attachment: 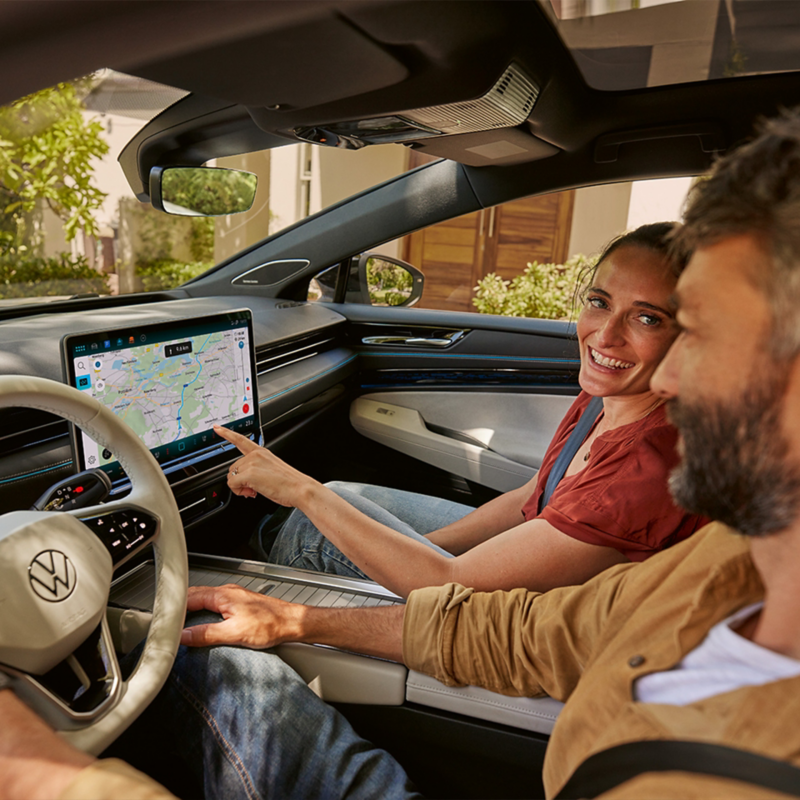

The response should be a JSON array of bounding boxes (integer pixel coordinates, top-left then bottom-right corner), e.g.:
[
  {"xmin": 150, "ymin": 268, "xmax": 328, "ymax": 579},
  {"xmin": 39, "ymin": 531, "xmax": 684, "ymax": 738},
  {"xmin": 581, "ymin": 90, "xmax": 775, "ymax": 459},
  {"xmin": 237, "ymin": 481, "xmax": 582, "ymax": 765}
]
[{"xmin": 576, "ymin": 244, "xmax": 679, "ymax": 399}]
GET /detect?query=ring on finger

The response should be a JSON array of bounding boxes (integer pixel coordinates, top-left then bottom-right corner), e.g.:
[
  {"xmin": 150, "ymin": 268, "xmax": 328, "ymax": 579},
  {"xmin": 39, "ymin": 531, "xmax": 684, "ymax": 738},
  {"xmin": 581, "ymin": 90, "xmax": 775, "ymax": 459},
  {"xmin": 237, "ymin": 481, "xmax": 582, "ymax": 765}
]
[{"xmin": 231, "ymin": 466, "xmax": 239, "ymax": 476}]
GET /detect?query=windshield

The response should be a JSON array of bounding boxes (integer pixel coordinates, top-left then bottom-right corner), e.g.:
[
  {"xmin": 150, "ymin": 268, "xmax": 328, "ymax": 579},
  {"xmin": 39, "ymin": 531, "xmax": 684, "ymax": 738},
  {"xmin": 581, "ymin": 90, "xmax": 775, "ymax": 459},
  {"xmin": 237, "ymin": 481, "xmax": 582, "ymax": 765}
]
[{"xmin": 0, "ymin": 69, "xmax": 408, "ymax": 307}]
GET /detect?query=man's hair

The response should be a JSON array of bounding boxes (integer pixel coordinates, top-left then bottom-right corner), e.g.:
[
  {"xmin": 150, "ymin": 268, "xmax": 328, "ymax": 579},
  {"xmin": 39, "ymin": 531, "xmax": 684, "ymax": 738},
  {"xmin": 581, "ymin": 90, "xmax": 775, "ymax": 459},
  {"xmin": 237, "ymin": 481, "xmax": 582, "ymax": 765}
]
[{"xmin": 675, "ymin": 110, "xmax": 800, "ymax": 358}]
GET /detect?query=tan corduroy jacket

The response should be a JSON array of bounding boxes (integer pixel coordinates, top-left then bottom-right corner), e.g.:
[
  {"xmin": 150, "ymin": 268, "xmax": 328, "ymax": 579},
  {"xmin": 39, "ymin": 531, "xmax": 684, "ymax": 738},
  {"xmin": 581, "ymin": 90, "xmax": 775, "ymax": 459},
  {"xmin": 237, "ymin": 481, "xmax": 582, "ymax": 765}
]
[
  {"xmin": 403, "ymin": 522, "xmax": 800, "ymax": 799},
  {"xmin": 60, "ymin": 759, "xmax": 177, "ymax": 800}
]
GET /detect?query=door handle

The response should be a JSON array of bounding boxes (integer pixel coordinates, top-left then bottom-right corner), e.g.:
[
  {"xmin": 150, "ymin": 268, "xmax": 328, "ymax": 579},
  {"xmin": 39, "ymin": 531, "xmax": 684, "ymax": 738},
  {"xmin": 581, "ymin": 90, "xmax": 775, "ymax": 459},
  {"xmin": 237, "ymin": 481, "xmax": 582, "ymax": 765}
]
[{"xmin": 362, "ymin": 330, "xmax": 467, "ymax": 348}]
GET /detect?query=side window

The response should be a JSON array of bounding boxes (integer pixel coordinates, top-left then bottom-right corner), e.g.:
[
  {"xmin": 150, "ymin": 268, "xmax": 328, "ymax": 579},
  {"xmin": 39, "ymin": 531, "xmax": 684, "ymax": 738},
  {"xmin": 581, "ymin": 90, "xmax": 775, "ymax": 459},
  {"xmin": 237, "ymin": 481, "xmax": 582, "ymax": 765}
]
[
  {"xmin": 309, "ymin": 177, "xmax": 692, "ymax": 318},
  {"xmin": 404, "ymin": 190, "xmax": 578, "ymax": 316},
  {"xmin": 398, "ymin": 178, "xmax": 692, "ymax": 319}
]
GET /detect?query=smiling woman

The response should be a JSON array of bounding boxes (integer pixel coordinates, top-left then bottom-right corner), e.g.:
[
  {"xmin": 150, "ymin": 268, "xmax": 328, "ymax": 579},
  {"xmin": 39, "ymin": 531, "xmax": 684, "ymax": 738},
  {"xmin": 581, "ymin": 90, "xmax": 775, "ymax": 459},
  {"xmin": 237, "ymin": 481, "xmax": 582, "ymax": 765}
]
[
  {"xmin": 577, "ymin": 233, "xmax": 680, "ymax": 404},
  {"xmin": 210, "ymin": 222, "xmax": 710, "ymax": 599}
]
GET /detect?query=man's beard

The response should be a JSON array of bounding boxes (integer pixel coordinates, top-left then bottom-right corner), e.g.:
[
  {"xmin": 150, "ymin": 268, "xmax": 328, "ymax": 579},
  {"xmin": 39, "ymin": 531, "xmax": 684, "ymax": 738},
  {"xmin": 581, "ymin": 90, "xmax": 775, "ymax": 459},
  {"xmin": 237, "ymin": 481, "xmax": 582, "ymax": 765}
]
[{"xmin": 667, "ymin": 374, "xmax": 800, "ymax": 537}]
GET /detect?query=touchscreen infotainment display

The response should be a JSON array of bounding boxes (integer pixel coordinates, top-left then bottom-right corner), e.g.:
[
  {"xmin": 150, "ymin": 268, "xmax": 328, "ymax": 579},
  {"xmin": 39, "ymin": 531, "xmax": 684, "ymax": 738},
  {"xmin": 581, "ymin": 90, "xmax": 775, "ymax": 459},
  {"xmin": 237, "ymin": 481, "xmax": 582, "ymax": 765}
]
[{"xmin": 62, "ymin": 309, "xmax": 259, "ymax": 482}]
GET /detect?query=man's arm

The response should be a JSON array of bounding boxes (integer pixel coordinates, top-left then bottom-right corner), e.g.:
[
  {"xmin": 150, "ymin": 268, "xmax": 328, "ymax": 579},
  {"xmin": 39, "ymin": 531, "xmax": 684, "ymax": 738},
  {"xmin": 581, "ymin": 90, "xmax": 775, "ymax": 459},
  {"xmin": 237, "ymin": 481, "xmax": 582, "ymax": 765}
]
[
  {"xmin": 0, "ymin": 690, "xmax": 92, "ymax": 800},
  {"xmin": 181, "ymin": 584, "xmax": 405, "ymax": 662},
  {"xmin": 0, "ymin": 690, "xmax": 176, "ymax": 800},
  {"xmin": 183, "ymin": 554, "xmax": 642, "ymax": 701}
]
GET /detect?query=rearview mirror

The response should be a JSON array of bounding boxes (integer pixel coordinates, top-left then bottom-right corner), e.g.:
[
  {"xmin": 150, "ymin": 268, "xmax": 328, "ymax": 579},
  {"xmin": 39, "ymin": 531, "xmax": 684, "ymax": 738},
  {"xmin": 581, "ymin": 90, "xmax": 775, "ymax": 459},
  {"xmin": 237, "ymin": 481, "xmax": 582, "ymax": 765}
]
[{"xmin": 149, "ymin": 166, "xmax": 257, "ymax": 216}]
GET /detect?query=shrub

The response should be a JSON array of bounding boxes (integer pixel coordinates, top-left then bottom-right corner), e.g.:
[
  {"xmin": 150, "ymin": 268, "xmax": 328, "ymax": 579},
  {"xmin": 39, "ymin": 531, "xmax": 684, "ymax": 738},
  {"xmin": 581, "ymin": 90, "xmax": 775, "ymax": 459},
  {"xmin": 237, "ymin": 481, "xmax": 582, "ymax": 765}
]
[
  {"xmin": 472, "ymin": 254, "xmax": 595, "ymax": 320},
  {"xmin": 0, "ymin": 251, "xmax": 109, "ymax": 298},
  {"xmin": 136, "ymin": 258, "xmax": 212, "ymax": 291}
]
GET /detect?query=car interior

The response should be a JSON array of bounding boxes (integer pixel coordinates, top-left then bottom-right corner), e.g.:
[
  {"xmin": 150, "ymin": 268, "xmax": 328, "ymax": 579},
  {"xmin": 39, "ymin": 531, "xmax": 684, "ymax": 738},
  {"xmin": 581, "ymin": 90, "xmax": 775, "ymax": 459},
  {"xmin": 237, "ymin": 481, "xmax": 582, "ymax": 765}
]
[{"xmin": 3, "ymin": 1, "xmax": 800, "ymax": 797}]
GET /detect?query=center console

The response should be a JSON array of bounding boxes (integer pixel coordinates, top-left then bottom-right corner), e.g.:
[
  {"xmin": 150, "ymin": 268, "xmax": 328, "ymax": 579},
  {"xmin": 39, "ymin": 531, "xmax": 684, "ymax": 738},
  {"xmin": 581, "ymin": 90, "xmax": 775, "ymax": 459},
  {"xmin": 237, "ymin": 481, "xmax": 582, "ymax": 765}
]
[{"xmin": 109, "ymin": 557, "xmax": 563, "ymax": 735}]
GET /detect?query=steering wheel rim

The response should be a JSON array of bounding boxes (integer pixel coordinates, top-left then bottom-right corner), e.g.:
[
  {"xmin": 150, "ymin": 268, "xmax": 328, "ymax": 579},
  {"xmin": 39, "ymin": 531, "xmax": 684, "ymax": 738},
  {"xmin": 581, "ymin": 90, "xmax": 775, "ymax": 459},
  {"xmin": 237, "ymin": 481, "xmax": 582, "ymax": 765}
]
[{"xmin": 0, "ymin": 375, "xmax": 187, "ymax": 754}]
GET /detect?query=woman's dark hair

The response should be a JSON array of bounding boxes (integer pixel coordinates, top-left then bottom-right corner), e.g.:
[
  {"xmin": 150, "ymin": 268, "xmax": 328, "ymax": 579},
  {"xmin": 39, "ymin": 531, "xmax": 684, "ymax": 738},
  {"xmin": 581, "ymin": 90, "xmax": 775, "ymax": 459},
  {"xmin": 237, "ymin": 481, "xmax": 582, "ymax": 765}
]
[
  {"xmin": 597, "ymin": 221, "xmax": 686, "ymax": 277},
  {"xmin": 573, "ymin": 221, "xmax": 686, "ymax": 313}
]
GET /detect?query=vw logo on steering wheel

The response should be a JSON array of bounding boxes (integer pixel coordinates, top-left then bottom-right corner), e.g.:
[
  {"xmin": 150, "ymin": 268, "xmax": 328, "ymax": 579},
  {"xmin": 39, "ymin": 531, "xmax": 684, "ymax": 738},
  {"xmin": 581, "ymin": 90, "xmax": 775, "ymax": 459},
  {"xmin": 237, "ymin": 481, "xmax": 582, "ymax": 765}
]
[{"xmin": 28, "ymin": 550, "xmax": 77, "ymax": 602}]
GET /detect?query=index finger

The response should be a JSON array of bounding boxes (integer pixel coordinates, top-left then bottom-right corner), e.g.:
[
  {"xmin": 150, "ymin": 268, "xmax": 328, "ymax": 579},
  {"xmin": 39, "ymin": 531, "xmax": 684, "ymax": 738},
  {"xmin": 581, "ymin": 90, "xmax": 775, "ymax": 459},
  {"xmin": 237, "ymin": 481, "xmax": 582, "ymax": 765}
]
[{"xmin": 214, "ymin": 424, "xmax": 260, "ymax": 454}]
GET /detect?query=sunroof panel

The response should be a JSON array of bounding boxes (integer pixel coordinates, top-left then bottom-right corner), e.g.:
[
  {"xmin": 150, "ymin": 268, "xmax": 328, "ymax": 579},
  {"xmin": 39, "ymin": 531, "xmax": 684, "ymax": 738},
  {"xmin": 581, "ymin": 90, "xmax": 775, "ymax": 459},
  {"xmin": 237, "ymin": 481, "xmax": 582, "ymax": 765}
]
[{"xmin": 541, "ymin": 0, "xmax": 800, "ymax": 91}]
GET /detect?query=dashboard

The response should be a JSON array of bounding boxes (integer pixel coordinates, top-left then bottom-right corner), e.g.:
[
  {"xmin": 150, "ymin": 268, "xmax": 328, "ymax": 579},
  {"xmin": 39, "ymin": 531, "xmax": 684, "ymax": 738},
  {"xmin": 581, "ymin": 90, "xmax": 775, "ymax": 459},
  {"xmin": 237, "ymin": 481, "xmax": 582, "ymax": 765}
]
[{"xmin": 0, "ymin": 296, "xmax": 356, "ymax": 528}]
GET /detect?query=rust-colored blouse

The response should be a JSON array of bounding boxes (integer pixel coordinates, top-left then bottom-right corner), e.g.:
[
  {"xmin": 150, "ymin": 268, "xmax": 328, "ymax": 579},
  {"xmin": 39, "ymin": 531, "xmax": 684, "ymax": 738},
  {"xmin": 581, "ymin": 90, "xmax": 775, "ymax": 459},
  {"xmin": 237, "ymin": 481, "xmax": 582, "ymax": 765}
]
[{"xmin": 521, "ymin": 391, "xmax": 707, "ymax": 561}]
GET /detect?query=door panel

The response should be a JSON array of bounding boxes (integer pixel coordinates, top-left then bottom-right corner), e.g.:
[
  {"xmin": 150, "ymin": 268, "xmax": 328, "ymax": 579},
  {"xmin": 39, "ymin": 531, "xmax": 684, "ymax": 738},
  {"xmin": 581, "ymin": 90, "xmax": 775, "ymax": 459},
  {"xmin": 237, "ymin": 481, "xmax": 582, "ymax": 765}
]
[
  {"xmin": 351, "ymin": 392, "xmax": 572, "ymax": 491},
  {"xmin": 334, "ymin": 303, "xmax": 581, "ymax": 493}
]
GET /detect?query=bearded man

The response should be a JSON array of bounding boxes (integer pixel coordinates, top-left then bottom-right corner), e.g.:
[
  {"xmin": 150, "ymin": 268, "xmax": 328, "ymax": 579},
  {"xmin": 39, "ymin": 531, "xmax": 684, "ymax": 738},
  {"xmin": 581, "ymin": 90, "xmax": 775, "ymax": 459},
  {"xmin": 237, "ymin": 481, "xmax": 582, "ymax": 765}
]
[{"xmin": 6, "ymin": 111, "xmax": 800, "ymax": 800}]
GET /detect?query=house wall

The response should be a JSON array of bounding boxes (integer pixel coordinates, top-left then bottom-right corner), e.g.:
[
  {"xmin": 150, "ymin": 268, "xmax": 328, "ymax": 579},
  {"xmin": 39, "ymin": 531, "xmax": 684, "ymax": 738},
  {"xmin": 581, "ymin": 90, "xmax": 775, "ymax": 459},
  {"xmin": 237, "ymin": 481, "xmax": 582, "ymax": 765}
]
[
  {"xmin": 215, "ymin": 143, "xmax": 409, "ymax": 266},
  {"xmin": 567, "ymin": 183, "xmax": 633, "ymax": 259}
]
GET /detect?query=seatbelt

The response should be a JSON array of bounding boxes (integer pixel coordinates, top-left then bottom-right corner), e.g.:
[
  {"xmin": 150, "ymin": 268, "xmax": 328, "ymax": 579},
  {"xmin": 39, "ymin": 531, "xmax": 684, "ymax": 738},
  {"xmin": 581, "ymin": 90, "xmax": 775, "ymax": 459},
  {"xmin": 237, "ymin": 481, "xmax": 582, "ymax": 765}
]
[
  {"xmin": 555, "ymin": 740, "xmax": 800, "ymax": 799},
  {"xmin": 539, "ymin": 395, "xmax": 603, "ymax": 512}
]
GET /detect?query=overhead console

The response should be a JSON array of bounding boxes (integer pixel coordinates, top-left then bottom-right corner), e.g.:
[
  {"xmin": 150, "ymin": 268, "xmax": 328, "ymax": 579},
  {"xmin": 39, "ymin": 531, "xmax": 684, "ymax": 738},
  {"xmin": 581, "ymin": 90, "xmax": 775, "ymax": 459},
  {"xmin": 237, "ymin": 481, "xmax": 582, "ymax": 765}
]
[
  {"xmin": 117, "ymin": 0, "xmax": 567, "ymax": 199},
  {"xmin": 292, "ymin": 63, "xmax": 539, "ymax": 151}
]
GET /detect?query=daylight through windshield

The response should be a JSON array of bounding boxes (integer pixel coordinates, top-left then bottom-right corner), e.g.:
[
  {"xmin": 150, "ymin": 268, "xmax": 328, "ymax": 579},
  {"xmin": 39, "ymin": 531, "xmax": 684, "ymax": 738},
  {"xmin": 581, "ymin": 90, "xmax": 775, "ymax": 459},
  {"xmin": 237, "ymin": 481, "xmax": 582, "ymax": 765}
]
[{"xmin": 0, "ymin": 69, "xmax": 408, "ymax": 307}]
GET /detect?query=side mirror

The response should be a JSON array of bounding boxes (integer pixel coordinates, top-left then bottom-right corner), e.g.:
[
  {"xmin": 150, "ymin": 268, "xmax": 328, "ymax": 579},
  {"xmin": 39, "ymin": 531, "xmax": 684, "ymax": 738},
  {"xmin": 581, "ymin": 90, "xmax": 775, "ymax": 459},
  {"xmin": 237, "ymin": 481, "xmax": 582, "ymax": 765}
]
[
  {"xmin": 149, "ymin": 166, "xmax": 257, "ymax": 216},
  {"xmin": 308, "ymin": 254, "xmax": 425, "ymax": 307},
  {"xmin": 355, "ymin": 254, "xmax": 424, "ymax": 307}
]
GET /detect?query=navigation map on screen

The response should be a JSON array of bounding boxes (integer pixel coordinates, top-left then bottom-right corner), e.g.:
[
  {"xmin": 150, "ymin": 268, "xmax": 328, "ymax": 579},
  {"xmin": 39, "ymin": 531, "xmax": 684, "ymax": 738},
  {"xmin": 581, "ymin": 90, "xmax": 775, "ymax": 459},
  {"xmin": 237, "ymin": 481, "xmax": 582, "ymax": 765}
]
[{"xmin": 63, "ymin": 310, "xmax": 259, "ymax": 480}]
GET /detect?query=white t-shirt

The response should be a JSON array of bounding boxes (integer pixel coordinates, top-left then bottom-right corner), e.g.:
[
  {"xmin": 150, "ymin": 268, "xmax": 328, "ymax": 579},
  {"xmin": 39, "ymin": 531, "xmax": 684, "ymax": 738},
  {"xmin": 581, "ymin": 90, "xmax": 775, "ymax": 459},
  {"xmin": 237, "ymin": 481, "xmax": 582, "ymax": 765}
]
[{"xmin": 635, "ymin": 603, "xmax": 800, "ymax": 706}]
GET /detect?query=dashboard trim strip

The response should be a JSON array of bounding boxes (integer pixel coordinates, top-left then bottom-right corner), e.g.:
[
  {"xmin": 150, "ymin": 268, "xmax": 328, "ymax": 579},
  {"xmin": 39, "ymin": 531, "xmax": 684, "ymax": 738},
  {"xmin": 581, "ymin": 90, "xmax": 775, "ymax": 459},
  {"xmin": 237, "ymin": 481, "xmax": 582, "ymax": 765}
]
[
  {"xmin": 0, "ymin": 460, "xmax": 72, "ymax": 485},
  {"xmin": 259, "ymin": 354, "xmax": 357, "ymax": 404}
]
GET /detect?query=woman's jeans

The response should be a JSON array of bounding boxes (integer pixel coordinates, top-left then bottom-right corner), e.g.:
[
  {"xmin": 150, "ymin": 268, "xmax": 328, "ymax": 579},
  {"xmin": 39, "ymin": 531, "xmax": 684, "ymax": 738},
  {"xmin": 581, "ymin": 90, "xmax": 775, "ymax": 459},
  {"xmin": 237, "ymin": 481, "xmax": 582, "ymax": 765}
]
[{"xmin": 266, "ymin": 482, "xmax": 474, "ymax": 578}]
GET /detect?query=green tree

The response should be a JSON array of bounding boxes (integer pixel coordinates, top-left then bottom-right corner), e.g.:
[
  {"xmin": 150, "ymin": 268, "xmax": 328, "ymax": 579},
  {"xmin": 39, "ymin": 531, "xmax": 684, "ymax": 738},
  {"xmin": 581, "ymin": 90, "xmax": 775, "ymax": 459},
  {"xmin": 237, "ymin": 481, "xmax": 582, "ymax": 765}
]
[{"xmin": 0, "ymin": 80, "xmax": 109, "ymax": 254}]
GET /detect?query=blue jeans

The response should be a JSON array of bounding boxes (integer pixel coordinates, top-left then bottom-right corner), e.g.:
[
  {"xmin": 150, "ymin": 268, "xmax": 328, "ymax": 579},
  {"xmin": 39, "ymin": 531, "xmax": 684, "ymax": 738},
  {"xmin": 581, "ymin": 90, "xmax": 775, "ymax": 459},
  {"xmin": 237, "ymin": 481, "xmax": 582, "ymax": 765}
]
[
  {"xmin": 267, "ymin": 482, "xmax": 473, "ymax": 579},
  {"xmin": 131, "ymin": 612, "xmax": 421, "ymax": 800}
]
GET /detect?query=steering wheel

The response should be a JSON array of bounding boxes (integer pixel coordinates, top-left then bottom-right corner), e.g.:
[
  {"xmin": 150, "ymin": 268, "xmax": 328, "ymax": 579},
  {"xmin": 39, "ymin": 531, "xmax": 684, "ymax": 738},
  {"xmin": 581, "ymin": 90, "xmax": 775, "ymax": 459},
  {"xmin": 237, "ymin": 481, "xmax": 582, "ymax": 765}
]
[{"xmin": 0, "ymin": 376, "xmax": 188, "ymax": 755}]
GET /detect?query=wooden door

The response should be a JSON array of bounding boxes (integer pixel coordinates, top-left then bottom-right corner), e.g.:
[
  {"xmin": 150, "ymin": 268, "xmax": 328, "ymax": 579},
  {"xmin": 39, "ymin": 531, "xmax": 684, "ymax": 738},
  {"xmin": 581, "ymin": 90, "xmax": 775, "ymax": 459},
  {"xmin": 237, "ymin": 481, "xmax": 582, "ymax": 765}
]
[
  {"xmin": 404, "ymin": 209, "xmax": 484, "ymax": 312},
  {"xmin": 401, "ymin": 153, "xmax": 575, "ymax": 312},
  {"xmin": 483, "ymin": 192, "xmax": 575, "ymax": 283}
]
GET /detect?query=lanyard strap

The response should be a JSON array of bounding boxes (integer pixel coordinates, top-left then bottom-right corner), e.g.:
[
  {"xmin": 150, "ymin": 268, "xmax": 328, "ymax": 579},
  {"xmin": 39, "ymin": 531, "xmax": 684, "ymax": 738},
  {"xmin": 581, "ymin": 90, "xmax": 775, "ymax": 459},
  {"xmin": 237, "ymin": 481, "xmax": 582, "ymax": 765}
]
[{"xmin": 539, "ymin": 395, "xmax": 603, "ymax": 513}]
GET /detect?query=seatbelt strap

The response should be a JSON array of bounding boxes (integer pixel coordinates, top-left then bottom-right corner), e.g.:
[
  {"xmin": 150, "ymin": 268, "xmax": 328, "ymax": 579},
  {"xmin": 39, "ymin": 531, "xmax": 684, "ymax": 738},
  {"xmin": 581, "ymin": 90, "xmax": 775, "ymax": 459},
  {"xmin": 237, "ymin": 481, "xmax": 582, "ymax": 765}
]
[
  {"xmin": 539, "ymin": 395, "xmax": 603, "ymax": 512},
  {"xmin": 555, "ymin": 740, "xmax": 800, "ymax": 799}
]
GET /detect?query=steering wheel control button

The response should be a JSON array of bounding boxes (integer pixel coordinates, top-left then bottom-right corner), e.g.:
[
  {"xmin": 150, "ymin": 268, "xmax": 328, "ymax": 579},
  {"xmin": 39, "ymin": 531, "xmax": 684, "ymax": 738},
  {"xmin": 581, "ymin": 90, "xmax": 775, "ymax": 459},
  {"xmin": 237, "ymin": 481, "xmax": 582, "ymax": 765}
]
[
  {"xmin": 82, "ymin": 510, "xmax": 157, "ymax": 565},
  {"xmin": 628, "ymin": 655, "xmax": 646, "ymax": 668},
  {"xmin": 28, "ymin": 550, "xmax": 77, "ymax": 602}
]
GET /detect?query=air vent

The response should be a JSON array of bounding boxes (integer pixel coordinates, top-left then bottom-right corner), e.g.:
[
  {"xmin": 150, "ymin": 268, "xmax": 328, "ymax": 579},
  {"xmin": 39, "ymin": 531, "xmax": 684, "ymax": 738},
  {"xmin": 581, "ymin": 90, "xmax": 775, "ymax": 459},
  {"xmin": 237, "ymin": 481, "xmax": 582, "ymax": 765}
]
[
  {"xmin": 0, "ymin": 408, "xmax": 70, "ymax": 456},
  {"xmin": 255, "ymin": 328, "xmax": 341, "ymax": 376}
]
